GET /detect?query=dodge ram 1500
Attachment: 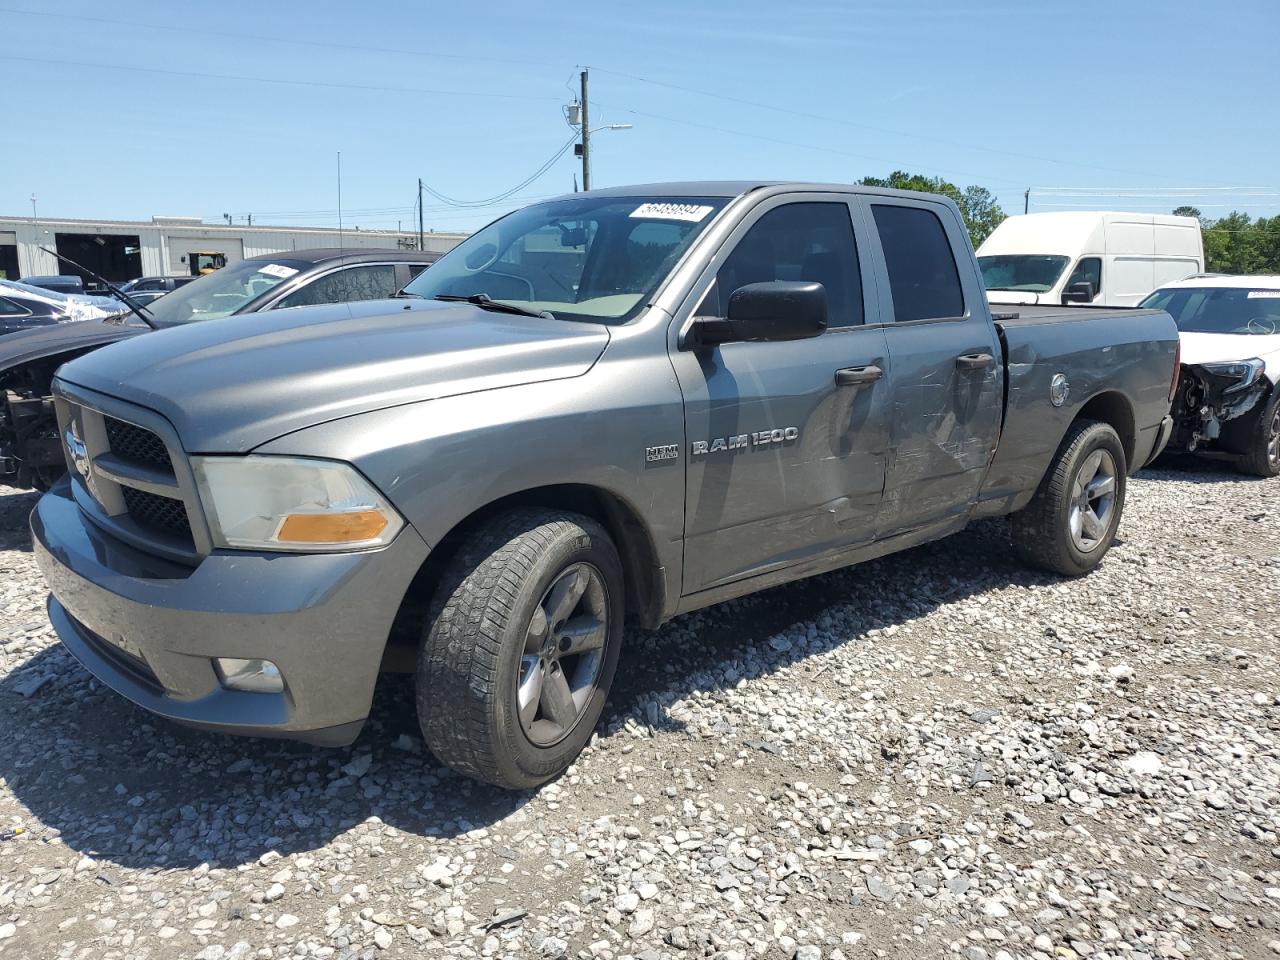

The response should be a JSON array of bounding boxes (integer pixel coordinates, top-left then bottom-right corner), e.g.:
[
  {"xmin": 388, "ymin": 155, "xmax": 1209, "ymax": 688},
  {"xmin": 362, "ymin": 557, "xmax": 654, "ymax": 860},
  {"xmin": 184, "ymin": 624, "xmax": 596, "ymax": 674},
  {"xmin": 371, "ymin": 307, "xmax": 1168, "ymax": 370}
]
[{"xmin": 31, "ymin": 182, "xmax": 1179, "ymax": 788}]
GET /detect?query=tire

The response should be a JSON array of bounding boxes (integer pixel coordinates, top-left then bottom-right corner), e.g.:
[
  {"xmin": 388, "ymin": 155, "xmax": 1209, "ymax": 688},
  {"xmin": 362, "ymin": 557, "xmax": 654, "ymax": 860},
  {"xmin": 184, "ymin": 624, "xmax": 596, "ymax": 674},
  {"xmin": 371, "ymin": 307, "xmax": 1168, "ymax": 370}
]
[
  {"xmin": 1237, "ymin": 390, "xmax": 1280, "ymax": 478},
  {"xmin": 417, "ymin": 508, "xmax": 624, "ymax": 789},
  {"xmin": 1011, "ymin": 419, "xmax": 1127, "ymax": 576}
]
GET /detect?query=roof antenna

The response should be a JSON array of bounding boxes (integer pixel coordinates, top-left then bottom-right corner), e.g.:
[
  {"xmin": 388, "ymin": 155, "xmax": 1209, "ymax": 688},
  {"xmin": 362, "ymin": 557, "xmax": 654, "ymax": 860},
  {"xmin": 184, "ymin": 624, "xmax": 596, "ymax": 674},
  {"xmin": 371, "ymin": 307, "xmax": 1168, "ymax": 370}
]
[{"xmin": 337, "ymin": 151, "xmax": 344, "ymax": 251}]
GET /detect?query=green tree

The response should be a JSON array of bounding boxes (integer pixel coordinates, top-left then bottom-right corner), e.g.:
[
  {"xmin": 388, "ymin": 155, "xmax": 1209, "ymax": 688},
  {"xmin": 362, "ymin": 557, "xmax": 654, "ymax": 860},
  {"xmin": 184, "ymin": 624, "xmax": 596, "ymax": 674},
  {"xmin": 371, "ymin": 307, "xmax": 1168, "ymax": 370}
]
[
  {"xmin": 1181, "ymin": 208, "xmax": 1280, "ymax": 274},
  {"xmin": 860, "ymin": 171, "xmax": 1006, "ymax": 248}
]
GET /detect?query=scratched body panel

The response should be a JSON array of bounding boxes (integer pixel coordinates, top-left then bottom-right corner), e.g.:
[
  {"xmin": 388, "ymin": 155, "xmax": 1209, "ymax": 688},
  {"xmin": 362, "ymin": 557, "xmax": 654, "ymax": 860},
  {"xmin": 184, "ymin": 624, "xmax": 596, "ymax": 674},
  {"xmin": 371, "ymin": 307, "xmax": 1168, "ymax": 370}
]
[{"xmin": 673, "ymin": 325, "xmax": 891, "ymax": 591}]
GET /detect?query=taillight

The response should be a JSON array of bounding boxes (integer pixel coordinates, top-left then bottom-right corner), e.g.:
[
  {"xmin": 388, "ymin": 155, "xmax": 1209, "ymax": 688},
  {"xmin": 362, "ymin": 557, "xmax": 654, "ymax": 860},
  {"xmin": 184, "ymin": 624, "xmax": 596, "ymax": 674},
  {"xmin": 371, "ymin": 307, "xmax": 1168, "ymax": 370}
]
[{"xmin": 1169, "ymin": 337, "xmax": 1181, "ymax": 403}]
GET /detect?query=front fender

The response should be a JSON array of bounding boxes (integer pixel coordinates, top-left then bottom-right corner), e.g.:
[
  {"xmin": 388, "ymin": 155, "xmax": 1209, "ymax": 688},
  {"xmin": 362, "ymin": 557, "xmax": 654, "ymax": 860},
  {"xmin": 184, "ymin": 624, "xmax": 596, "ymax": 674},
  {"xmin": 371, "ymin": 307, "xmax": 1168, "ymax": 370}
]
[{"xmin": 252, "ymin": 366, "xmax": 688, "ymax": 619}]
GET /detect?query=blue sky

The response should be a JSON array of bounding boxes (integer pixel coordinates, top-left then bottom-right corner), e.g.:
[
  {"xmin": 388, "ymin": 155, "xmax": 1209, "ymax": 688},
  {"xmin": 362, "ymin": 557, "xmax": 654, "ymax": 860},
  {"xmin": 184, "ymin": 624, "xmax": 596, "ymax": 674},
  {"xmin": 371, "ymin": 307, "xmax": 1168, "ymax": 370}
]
[{"xmin": 3, "ymin": 0, "xmax": 1278, "ymax": 233}]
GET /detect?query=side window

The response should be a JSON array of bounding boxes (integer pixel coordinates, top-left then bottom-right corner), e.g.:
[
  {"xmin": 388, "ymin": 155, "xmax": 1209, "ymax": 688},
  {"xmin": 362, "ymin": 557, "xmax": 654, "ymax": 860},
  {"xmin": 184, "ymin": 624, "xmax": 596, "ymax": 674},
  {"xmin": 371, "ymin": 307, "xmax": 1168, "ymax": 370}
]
[
  {"xmin": 0, "ymin": 297, "xmax": 29, "ymax": 316},
  {"xmin": 277, "ymin": 264, "xmax": 399, "ymax": 308},
  {"xmin": 407, "ymin": 263, "xmax": 432, "ymax": 280},
  {"xmin": 135, "ymin": 279, "xmax": 163, "ymax": 291},
  {"xmin": 871, "ymin": 204, "xmax": 964, "ymax": 322},
  {"xmin": 696, "ymin": 202, "xmax": 863, "ymax": 328},
  {"xmin": 1066, "ymin": 257, "xmax": 1102, "ymax": 299}
]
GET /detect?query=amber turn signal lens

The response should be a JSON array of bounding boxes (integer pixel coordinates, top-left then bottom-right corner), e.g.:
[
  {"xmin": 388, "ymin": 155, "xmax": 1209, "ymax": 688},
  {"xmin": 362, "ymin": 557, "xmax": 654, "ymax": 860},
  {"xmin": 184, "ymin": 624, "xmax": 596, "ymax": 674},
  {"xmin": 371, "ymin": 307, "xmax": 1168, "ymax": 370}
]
[{"xmin": 277, "ymin": 510, "xmax": 389, "ymax": 544}]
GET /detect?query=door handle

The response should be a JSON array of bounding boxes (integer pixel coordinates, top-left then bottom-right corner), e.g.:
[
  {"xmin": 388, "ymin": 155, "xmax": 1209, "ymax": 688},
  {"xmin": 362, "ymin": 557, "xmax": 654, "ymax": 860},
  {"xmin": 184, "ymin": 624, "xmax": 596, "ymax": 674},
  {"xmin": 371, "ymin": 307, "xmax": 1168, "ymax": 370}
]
[
  {"xmin": 956, "ymin": 352, "xmax": 994, "ymax": 370},
  {"xmin": 834, "ymin": 364, "xmax": 883, "ymax": 386}
]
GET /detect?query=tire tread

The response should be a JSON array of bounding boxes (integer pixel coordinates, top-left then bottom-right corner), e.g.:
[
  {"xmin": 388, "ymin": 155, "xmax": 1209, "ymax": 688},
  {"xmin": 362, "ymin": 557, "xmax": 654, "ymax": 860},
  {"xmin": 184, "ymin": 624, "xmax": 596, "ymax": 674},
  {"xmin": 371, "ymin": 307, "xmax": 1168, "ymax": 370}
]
[{"xmin": 417, "ymin": 509, "xmax": 614, "ymax": 788}]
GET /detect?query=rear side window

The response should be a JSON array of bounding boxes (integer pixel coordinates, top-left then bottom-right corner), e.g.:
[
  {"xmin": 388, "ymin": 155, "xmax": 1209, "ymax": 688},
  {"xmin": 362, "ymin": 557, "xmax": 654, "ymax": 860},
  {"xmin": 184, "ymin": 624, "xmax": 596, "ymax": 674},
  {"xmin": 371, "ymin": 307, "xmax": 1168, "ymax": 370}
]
[
  {"xmin": 871, "ymin": 204, "xmax": 964, "ymax": 322},
  {"xmin": 0, "ymin": 297, "xmax": 29, "ymax": 316},
  {"xmin": 697, "ymin": 202, "xmax": 864, "ymax": 328},
  {"xmin": 277, "ymin": 264, "xmax": 399, "ymax": 308}
]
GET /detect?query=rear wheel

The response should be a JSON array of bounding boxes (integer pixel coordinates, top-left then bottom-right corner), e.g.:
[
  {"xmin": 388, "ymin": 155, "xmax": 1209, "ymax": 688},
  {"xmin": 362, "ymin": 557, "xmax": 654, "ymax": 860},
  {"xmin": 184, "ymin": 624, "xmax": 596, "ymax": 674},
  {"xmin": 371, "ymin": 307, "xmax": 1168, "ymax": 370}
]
[
  {"xmin": 417, "ymin": 509, "xmax": 624, "ymax": 789},
  {"xmin": 1012, "ymin": 419, "xmax": 1127, "ymax": 576},
  {"xmin": 1238, "ymin": 391, "xmax": 1280, "ymax": 478}
]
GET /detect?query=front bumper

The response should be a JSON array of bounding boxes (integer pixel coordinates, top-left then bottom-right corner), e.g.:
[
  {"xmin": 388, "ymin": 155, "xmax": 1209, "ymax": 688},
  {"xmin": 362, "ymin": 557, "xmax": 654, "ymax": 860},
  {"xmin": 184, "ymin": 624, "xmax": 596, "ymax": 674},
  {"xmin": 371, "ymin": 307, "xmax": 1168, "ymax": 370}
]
[{"xmin": 32, "ymin": 478, "xmax": 430, "ymax": 745}]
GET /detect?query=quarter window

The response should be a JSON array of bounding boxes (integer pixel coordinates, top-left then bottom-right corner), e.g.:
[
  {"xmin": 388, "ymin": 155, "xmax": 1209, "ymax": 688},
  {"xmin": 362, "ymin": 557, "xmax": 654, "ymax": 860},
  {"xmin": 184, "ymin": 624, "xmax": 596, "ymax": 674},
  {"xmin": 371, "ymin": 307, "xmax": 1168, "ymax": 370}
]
[
  {"xmin": 871, "ymin": 204, "xmax": 964, "ymax": 322},
  {"xmin": 697, "ymin": 202, "xmax": 864, "ymax": 328},
  {"xmin": 277, "ymin": 264, "xmax": 399, "ymax": 308}
]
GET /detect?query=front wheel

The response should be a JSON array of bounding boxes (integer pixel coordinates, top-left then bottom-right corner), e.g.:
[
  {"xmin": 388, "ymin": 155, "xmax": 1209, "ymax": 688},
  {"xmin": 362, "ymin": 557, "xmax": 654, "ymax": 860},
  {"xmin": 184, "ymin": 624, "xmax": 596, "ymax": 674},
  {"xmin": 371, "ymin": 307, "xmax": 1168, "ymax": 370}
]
[
  {"xmin": 417, "ymin": 509, "xmax": 624, "ymax": 789},
  {"xmin": 1012, "ymin": 419, "xmax": 1127, "ymax": 576},
  {"xmin": 1238, "ymin": 391, "xmax": 1280, "ymax": 478}
]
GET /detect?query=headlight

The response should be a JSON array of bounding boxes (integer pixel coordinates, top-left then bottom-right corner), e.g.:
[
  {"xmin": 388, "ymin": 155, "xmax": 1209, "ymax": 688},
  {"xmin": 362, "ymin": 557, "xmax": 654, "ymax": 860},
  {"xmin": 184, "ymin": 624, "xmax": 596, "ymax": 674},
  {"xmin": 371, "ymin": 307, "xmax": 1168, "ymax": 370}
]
[
  {"xmin": 192, "ymin": 456, "xmax": 404, "ymax": 552},
  {"xmin": 1200, "ymin": 358, "xmax": 1265, "ymax": 394}
]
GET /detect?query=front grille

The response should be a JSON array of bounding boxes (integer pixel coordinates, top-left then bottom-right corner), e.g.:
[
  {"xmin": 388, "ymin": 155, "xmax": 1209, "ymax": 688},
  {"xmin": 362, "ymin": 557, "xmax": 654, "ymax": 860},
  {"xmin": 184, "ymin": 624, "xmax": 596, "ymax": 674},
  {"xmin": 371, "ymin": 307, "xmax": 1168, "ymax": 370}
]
[
  {"xmin": 59, "ymin": 389, "xmax": 207, "ymax": 559},
  {"xmin": 121, "ymin": 485, "xmax": 192, "ymax": 541},
  {"xmin": 105, "ymin": 416, "xmax": 172, "ymax": 472}
]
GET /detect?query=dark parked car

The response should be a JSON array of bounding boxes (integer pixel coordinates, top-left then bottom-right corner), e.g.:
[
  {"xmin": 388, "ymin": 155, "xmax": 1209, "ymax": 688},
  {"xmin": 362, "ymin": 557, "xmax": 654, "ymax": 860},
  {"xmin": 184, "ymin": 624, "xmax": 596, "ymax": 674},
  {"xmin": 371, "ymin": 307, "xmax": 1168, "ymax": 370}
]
[
  {"xmin": 0, "ymin": 286, "xmax": 70, "ymax": 336},
  {"xmin": 20, "ymin": 275, "xmax": 88, "ymax": 295},
  {"xmin": 116, "ymin": 276, "xmax": 197, "ymax": 295},
  {"xmin": 0, "ymin": 248, "xmax": 440, "ymax": 489}
]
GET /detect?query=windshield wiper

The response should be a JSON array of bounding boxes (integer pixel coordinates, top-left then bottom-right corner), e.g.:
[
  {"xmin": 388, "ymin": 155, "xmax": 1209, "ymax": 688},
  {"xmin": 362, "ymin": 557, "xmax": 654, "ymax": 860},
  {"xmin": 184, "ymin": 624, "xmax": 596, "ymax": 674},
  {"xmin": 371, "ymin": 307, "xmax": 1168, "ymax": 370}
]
[
  {"xmin": 433, "ymin": 293, "xmax": 552, "ymax": 319},
  {"xmin": 36, "ymin": 245, "xmax": 157, "ymax": 329}
]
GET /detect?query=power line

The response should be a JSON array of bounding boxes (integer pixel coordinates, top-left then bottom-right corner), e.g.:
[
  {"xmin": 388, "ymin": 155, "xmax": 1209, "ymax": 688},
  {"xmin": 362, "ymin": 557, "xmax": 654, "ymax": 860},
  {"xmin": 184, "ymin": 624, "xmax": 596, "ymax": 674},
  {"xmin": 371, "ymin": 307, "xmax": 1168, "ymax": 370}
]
[
  {"xmin": 0, "ymin": 6, "xmax": 560, "ymax": 71},
  {"xmin": 585, "ymin": 65, "xmax": 1226, "ymax": 184},
  {"xmin": 611, "ymin": 105, "xmax": 1029, "ymax": 190},
  {"xmin": 0, "ymin": 55, "xmax": 559, "ymax": 102},
  {"xmin": 419, "ymin": 136, "xmax": 579, "ymax": 207}
]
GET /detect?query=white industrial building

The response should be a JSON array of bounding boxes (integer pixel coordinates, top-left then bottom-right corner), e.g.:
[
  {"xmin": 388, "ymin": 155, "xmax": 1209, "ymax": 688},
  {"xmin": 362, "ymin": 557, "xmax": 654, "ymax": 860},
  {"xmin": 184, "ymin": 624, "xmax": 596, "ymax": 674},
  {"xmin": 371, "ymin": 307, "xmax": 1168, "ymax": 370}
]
[{"xmin": 0, "ymin": 215, "xmax": 466, "ymax": 284}]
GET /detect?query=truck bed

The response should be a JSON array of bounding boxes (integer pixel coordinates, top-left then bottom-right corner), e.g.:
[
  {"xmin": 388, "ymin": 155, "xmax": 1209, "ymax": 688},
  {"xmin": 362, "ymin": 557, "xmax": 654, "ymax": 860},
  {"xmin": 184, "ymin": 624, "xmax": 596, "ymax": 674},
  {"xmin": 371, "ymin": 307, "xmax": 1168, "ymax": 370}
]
[{"xmin": 992, "ymin": 304, "xmax": 1168, "ymax": 329}]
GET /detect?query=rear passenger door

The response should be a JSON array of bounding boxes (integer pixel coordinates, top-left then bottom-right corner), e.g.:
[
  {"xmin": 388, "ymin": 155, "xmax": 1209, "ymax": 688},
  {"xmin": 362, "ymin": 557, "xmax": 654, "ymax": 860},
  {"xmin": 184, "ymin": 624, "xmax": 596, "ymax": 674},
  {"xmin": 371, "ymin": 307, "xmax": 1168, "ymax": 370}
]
[
  {"xmin": 273, "ymin": 263, "xmax": 401, "ymax": 308},
  {"xmin": 860, "ymin": 198, "xmax": 1003, "ymax": 536},
  {"xmin": 671, "ymin": 195, "xmax": 893, "ymax": 594}
]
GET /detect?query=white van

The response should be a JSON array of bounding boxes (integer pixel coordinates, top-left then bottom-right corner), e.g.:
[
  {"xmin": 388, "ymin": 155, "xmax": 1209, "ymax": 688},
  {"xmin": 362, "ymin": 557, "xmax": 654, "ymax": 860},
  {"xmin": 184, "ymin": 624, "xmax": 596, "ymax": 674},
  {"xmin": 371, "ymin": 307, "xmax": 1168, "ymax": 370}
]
[{"xmin": 977, "ymin": 212, "xmax": 1203, "ymax": 307}]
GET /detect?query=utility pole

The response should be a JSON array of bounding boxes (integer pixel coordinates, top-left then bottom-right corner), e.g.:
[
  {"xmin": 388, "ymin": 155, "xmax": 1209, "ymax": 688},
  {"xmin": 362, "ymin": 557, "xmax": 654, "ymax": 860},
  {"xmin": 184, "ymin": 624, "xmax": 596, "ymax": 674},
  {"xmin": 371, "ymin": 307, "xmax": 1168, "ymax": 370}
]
[
  {"xmin": 1024, "ymin": 188, "xmax": 1030, "ymax": 215},
  {"xmin": 579, "ymin": 69, "xmax": 590, "ymax": 191},
  {"xmin": 417, "ymin": 178, "xmax": 425, "ymax": 251}
]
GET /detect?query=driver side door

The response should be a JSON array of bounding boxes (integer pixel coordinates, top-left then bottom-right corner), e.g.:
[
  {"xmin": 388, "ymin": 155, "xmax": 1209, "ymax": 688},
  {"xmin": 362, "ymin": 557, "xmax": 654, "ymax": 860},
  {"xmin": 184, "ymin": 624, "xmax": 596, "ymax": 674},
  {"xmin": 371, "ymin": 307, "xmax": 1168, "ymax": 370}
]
[{"xmin": 669, "ymin": 196, "xmax": 893, "ymax": 596}]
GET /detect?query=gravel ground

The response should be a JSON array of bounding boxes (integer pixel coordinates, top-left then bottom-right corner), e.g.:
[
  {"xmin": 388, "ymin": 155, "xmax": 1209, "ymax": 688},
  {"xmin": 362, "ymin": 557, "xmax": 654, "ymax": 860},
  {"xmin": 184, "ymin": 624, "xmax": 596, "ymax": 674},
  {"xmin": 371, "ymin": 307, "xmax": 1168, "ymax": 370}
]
[{"xmin": 0, "ymin": 461, "xmax": 1277, "ymax": 960}]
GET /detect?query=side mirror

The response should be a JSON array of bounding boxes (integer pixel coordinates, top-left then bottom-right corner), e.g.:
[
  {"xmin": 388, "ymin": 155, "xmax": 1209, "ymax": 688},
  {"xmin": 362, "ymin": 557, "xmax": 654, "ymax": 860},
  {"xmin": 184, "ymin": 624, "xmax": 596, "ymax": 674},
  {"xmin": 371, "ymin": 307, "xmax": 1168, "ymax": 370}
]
[
  {"xmin": 1062, "ymin": 281, "xmax": 1095, "ymax": 304},
  {"xmin": 691, "ymin": 281, "xmax": 827, "ymax": 348}
]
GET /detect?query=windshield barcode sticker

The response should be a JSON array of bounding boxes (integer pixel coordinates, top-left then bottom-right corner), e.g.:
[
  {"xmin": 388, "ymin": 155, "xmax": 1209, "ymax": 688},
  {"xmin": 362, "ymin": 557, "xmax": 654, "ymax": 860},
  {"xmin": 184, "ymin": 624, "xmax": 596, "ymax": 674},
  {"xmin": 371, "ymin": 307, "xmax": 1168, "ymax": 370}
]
[
  {"xmin": 1246, "ymin": 290, "xmax": 1280, "ymax": 299},
  {"xmin": 630, "ymin": 203, "xmax": 714, "ymax": 223},
  {"xmin": 257, "ymin": 264, "xmax": 299, "ymax": 279}
]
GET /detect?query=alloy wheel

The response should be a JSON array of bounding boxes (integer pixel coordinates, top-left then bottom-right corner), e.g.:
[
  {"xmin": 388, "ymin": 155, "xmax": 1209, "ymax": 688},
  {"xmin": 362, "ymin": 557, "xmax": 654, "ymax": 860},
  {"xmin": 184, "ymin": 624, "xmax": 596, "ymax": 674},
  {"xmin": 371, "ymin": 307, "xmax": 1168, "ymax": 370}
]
[
  {"xmin": 517, "ymin": 562, "xmax": 609, "ymax": 747},
  {"xmin": 1068, "ymin": 448, "xmax": 1118, "ymax": 553}
]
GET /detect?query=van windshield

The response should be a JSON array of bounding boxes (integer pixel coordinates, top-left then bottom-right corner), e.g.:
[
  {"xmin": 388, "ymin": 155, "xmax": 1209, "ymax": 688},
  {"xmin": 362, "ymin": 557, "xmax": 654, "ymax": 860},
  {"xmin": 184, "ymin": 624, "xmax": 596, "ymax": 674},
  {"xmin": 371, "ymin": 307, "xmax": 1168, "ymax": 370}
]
[
  {"xmin": 978, "ymin": 254, "xmax": 1069, "ymax": 293},
  {"xmin": 401, "ymin": 196, "xmax": 729, "ymax": 324},
  {"xmin": 1139, "ymin": 286, "xmax": 1280, "ymax": 335}
]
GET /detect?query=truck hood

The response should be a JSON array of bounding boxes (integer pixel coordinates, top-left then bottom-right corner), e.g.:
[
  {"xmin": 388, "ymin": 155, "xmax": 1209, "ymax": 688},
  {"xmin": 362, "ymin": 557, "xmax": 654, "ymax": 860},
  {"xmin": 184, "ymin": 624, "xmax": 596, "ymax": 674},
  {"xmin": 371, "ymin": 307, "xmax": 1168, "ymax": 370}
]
[
  {"xmin": 1180, "ymin": 330, "xmax": 1280, "ymax": 381},
  {"xmin": 57, "ymin": 298, "xmax": 611, "ymax": 452},
  {"xmin": 0, "ymin": 317, "xmax": 146, "ymax": 372}
]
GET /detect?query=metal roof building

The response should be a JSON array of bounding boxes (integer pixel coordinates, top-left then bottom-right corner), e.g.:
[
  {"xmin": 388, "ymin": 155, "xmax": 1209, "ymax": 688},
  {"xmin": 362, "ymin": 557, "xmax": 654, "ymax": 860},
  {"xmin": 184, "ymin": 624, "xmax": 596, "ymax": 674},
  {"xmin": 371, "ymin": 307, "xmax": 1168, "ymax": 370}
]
[{"xmin": 0, "ymin": 215, "xmax": 466, "ymax": 284}]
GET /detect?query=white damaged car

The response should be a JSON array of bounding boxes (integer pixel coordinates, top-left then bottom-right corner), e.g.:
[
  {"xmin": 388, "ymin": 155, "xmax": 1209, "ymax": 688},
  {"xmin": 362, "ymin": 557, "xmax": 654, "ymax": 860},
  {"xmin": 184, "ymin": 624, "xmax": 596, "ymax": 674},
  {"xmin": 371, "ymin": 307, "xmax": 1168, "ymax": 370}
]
[{"xmin": 1141, "ymin": 275, "xmax": 1280, "ymax": 476}]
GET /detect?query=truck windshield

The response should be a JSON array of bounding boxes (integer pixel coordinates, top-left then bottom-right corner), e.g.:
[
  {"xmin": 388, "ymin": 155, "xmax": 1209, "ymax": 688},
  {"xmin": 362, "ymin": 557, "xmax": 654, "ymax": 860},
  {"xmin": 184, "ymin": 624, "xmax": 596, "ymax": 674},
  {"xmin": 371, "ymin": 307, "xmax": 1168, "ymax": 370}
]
[
  {"xmin": 146, "ymin": 258, "xmax": 310, "ymax": 327},
  {"xmin": 401, "ymin": 196, "xmax": 729, "ymax": 324},
  {"xmin": 1140, "ymin": 286, "xmax": 1280, "ymax": 335},
  {"xmin": 978, "ymin": 254, "xmax": 1069, "ymax": 293}
]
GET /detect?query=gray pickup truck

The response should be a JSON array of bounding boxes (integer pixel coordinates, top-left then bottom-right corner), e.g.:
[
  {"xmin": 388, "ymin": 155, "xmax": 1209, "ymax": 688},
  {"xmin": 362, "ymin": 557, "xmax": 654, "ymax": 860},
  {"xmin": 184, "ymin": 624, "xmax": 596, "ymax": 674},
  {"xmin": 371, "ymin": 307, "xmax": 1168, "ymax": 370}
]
[{"xmin": 31, "ymin": 183, "xmax": 1179, "ymax": 789}]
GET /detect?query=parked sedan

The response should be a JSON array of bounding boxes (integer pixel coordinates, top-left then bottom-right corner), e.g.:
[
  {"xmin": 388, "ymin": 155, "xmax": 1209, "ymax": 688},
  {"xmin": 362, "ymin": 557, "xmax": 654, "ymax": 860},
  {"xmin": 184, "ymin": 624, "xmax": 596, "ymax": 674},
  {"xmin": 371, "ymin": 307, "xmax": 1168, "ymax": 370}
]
[
  {"xmin": 0, "ymin": 248, "xmax": 440, "ymax": 489},
  {"xmin": 116, "ymin": 276, "xmax": 196, "ymax": 295},
  {"xmin": 1141, "ymin": 274, "xmax": 1280, "ymax": 476},
  {"xmin": 0, "ymin": 280, "xmax": 126, "ymax": 332}
]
